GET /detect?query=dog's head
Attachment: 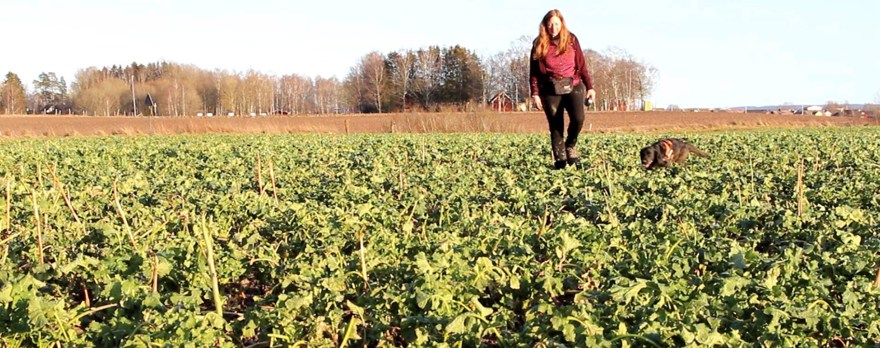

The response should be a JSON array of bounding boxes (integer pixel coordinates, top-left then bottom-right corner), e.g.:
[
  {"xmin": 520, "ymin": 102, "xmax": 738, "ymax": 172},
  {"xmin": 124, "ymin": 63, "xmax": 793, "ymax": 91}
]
[{"xmin": 640, "ymin": 146, "xmax": 657, "ymax": 169}]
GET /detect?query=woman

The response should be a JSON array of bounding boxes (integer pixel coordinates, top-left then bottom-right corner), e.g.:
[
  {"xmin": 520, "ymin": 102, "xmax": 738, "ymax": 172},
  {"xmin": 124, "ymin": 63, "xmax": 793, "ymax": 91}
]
[{"xmin": 530, "ymin": 9, "xmax": 596, "ymax": 169}]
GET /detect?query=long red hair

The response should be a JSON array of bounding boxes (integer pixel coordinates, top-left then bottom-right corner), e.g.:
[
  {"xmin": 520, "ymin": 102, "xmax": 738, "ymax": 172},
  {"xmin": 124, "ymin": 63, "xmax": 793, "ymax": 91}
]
[{"xmin": 532, "ymin": 9, "xmax": 571, "ymax": 60}]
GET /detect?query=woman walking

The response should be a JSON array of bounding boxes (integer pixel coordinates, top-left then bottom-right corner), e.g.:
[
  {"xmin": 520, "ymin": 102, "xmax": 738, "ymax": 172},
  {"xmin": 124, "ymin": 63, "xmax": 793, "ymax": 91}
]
[{"xmin": 530, "ymin": 9, "xmax": 596, "ymax": 169}]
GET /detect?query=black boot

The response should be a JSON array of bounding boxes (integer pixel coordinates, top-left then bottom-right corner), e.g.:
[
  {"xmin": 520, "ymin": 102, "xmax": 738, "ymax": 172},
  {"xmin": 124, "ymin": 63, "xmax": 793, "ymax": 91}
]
[
  {"xmin": 552, "ymin": 145, "xmax": 568, "ymax": 169},
  {"xmin": 565, "ymin": 147, "xmax": 581, "ymax": 166}
]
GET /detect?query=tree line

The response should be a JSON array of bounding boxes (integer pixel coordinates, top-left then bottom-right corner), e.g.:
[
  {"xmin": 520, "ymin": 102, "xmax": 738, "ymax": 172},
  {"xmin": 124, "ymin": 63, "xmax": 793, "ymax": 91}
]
[{"xmin": 0, "ymin": 39, "xmax": 656, "ymax": 116}]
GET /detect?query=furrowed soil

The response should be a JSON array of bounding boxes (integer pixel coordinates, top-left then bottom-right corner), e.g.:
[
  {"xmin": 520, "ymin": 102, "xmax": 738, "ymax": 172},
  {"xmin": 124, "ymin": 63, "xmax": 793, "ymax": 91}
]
[{"xmin": 0, "ymin": 111, "xmax": 875, "ymax": 137}]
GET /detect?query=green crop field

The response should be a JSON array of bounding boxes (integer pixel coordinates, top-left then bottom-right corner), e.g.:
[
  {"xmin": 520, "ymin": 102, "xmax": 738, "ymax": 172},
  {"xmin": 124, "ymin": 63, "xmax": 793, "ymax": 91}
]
[{"xmin": 1, "ymin": 127, "xmax": 879, "ymax": 347}]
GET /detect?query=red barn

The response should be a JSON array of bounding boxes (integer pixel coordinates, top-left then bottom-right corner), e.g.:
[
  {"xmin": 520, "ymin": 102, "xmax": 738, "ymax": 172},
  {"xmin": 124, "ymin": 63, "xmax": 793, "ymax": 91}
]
[{"xmin": 489, "ymin": 92, "xmax": 513, "ymax": 112}]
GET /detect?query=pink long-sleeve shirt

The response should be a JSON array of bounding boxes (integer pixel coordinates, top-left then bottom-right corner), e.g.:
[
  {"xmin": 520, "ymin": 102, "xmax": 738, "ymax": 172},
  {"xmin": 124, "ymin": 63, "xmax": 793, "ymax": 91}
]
[{"xmin": 529, "ymin": 33, "xmax": 593, "ymax": 96}]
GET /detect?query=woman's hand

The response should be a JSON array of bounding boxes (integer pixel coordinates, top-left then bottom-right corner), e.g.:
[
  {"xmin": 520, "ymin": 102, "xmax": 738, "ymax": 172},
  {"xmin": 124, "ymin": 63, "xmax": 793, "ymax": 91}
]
[
  {"xmin": 586, "ymin": 88, "xmax": 596, "ymax": 101},
  {"xmin": 532, "ymin": 95, "xmax": 543, "ymax": 111}
]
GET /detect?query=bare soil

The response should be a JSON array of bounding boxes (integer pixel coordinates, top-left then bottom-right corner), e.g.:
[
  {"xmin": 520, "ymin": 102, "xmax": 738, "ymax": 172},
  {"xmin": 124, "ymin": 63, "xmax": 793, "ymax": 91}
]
[{"xmin": 0, "ymin": 112, "xmax": 875, "ymax": 138}]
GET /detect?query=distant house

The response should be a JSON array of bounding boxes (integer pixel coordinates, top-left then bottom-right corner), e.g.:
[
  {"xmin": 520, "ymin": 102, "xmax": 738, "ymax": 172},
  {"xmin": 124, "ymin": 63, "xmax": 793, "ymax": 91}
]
[{"xmin": 488, "ymin": 91, "xmax": 513, "ymax": 112}]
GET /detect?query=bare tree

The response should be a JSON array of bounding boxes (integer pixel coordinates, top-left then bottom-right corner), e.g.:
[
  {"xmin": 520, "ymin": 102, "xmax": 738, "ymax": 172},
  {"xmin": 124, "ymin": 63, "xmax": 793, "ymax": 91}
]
[
  {"xmin": 483, "ymin": 53, "xmax": 506, "ymax": 104},
  {"xmin": 585, "ymin": 49, "xmax": 611, "ymax": 110},
  {"xmin": 484, "ymin": 38, "xmax": 529, "ymax": 105},
  {"xmin": 342, "ymin": 65, "xmax": 367, "ymax": 113},
  {"xmin": 59, "ymin": 39, "xmax": 657, "ymax": 116},
  {"xmin": 217, "ymin": 71, "xmax": 240, "ymax": 116},
  {"xmin": 866, "ymin": 92, "xmax": 880, "ymax": 116},
  {"xmin": 584, "ymin": 47, "xmax": 655, "ymax": 111},
  {"xmin": 155, "ymin": 64, "xmax": 206, "ymax": 116},
  {"xmin": 279, "ymin": 74, "xmax": 312, "ymax": 114},
  {"xmin": 194, "ymin": 69, "xmax": 219, "ymax": 115},
  {"xmin": 342, "ymin": 52, "xmax": 387, "ymax": 113},
  {"xmin": 487, "ymin": 35, "xmax": 571, "ymax": 110},
  {"xmin": 314, "ymin": 76, "xmax": 339, "ymax": 114},
  {"xmin": 635, "ymin": 61, "xmax": 658, "ymax": 108},
  {"xmin": 388, "ymin": 49, "xmax": 416, "ymax": 112},
  {"xmin": 249, "ymin": 71, "xmax": 275, "ymax": 115},
  {"xmin": 73, "ymin": 78, "xmax": 129, "ymax": 116},
  {"xmin": 508, "ymin": 36, "xmax": 532, "ymax": 105},
  {"xmin": 361, "ymin": 51, "xmax": 386, "ymax": 113},
  {"xmin": 825, "ymin": 100, "xmax": 843, "ymax": 113},
  {"xmin": 413, "ymin": 46, "xmax": 443, "ymax": 110}
]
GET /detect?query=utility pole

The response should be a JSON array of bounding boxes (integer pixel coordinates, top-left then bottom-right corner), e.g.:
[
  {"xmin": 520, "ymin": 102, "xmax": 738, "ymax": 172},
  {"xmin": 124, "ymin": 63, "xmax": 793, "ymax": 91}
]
[
  {"xmin": 515, "ymin": 80, "xmax": 520, "ymax": 107},
  {"xmin": 130, "ymin": 75, "xmax": 137, "ymax": 116}
]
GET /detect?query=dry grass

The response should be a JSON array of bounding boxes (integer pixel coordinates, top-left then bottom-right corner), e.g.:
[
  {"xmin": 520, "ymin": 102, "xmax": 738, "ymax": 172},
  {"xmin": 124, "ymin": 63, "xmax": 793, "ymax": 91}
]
[
  {"xmin": 389, "ymin": 112, "xmax": 527, "ymax": 133},
  {"xmin": 0, "ymin": 112, "xmax": 875, "ymax": 138}
]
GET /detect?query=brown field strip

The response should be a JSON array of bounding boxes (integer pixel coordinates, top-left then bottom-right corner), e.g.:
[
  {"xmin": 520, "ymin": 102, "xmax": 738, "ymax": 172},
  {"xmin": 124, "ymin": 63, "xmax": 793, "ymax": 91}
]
[{"xmin": 0, "ymin": 112, "xmax": 875, "ymax": 138}]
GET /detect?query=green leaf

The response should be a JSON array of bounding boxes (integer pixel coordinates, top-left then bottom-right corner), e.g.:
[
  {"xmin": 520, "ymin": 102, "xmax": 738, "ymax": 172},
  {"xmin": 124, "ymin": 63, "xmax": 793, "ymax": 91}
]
[
  {"xmin": 695, "ymin": 324, "xmax": 725, "ymax": 345},
  {"xmin": 509, "ymin": 275, "xmax": 520, "ymax": 290},
  {"xmin": 542, "ymin": 276, "xmax": 563, "ymax": 297},
  {"xmin": 680, "ymin": 328, "xmax": 695, "ymax": 344},
  {"xmin": 763, "ymin": 266, "xmax": 779, "ymax": 289},
  {"xmin": 0, "ymin": 285, "xmax": 13, "ymax": 303},
  {"xmin": 562, "ymin": 323, "xmax": 577, "ymax": 342},
  {"xmin": 718, "ymin": 276, "xmax": 750, "ymax": 296},
  {"xmin": 730, "ymin": 253, "xmax": 746, "ymax": 270},
  {"xmin": 242, "ymin": 319, "xmax": 258, "ymax": 338},
  {"xmin": 415, "ymin": 253, "xmax": 432, "ymax": 273},
  {"xmin": 156, "ymin": 257, "xmax": 173, "ymax": 277},
  {"xmin": 346, "ymin": 300, "xmax": 365, "ymax": 317},
  {"xmin": 470, "ymin": 296, "xmax": 493, "ymax": 318},
  {"xmin": 610, "ymin": 279, "xmax": 648, "ymax": 305},
  {"xmin": 402, "ymin": 219, "xmax": 414, "ymax": 234},
  {"xmin": 143, "ymin": 292, "xmax": 163, "ymax": 308},
  {"xmin": 560, "ymin": 232, "xmax": 581, "ymax": 253},
  {"xmin": 445, "ymin": 314, "xmax": 468, "ymax": 334},
  {"xmin": 415, "ymin": 290, "xmax": 431, "ymax": 309}
]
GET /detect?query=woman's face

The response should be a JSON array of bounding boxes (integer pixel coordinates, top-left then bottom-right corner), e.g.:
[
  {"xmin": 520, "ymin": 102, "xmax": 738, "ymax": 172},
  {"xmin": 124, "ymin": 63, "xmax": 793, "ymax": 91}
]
[{"xmin": 545, "ymin": 16, "xmax": 562, "ymax": 38}]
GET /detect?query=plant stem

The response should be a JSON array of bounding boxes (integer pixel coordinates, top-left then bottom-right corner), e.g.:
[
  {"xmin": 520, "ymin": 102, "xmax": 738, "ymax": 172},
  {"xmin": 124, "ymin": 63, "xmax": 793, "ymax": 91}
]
[
  {"xmin": 537, "ymin": 211, "xmax": 549, "ymax": 240},
  {"xmin": 0, "ymin": 232, "xmax": 23, "ymax": 246},
  {"xmin": 50, "ymin": 164, "xmax": 80, "ymax": 224},
  {"xmin": 54, "ymin": 311, "xmax": 71, "ymax": 342},
  {"xmin": 255, "ymin": 154, "xmax": 264, "ymax": 195},
  {"xmin": 268, "ymin": 159, "xmax": 278, "ymax": 203},
  {"xmin": 83, "ymin": 284, "xmax": 91, "ymax": 307},
  {"xmin": 5, "ymin": 175, "xmax": 10, "ymax": 234},
  {"xmin": 151, "ymin": 252, "xmax": 159, "ymax": 293},
  {"xmin": 112, "ymin": 178, "xmax": 138, "ymax": 250},
  {"xmin": 796, "ymin": 158, "xmax": 807, "ymax": 216},
  {"xmin": 359, "ymin": 230, "xmax": 368, "ymax": 289},
  {"xmin": 69, "ymin": 303, "xmax": 119, "ymax": 323},
  {"xmin": 602, "ymin": 156, "xmax": 614, "ymax": 198},
  {"xmin": 339, "ymin": 315, "xmax": 361, "ymax": 348},
  {"xmin": 200, "ymin": 218, "xmax": 224, "ymax": 316},
  {"xmin": 1, "ymin": 176, "xmax": 10, "ymax": 262},
  {"xmin": 30, "ymin": 189, "xmax": 44, "ymax": 264},
  {"xmin": 874, "ymin": 262, "xmax": 880, "ymax": 288},
  {"xmin": 36, "ymin": 162, "xmax": 44, "ymax": 189}
]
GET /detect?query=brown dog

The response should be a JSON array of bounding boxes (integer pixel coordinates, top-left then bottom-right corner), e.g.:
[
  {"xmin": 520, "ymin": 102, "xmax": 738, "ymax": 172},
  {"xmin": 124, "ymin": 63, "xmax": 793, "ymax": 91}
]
[{"xmin": 640, "ymin": 138, "xmax": 709, "ymax": 169}]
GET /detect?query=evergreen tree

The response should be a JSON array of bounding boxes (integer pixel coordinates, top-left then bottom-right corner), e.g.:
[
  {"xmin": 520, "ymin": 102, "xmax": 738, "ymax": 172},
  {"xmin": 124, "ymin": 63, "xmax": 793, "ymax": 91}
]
[
  {"xmin": 1, "ymin": 72, "xmax": 28, "ymax": 114},
  {"xmin": 32, "ymin": 72, "xmax": 65, "ymax": 112},
  {"xmin": 440, "ymin": 45, "xmax": 484, "ymax": 104}
]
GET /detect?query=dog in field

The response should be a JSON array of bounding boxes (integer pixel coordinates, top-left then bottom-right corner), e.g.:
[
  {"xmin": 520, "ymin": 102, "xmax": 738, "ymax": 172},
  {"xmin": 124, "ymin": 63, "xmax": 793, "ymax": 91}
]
[{"xmin": 640, "ymin": 138, "xmax": 709, "ymax": 169}]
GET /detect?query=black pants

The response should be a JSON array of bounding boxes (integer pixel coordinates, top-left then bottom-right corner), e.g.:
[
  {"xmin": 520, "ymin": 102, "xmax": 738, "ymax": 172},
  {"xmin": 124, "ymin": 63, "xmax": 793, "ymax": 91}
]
[{"xmin": 541, "ymin": 83, "xmax": 586, "ymax": 160}]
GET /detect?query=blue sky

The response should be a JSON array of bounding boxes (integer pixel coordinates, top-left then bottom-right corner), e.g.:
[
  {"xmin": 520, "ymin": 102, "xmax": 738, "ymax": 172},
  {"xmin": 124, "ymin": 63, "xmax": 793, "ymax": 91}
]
[{"xmin": 2, "ymin": 0, "xmax": 878, "ymax": 108}]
